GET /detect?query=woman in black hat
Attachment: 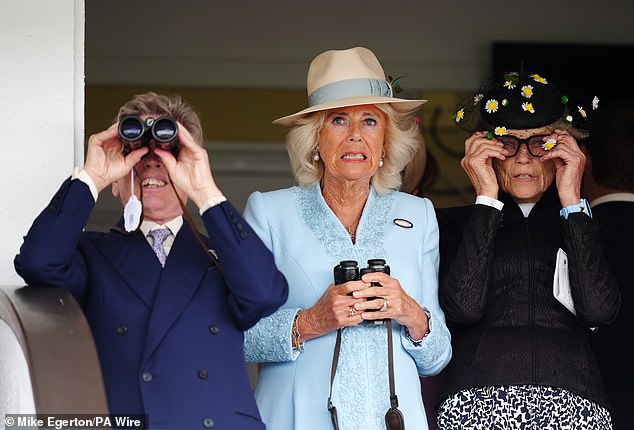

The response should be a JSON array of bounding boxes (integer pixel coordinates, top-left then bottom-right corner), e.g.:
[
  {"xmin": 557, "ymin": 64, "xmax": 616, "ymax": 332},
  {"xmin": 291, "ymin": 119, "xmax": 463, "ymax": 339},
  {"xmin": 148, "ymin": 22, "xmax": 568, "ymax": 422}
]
[{"xmin": 435, "ymin": 70, "xmax": 619, "ymax": 429}]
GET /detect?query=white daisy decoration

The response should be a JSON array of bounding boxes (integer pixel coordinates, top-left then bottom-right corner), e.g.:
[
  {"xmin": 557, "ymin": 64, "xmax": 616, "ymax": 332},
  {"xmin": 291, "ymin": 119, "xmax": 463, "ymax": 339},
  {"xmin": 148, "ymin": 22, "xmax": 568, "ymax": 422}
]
[
  {"xmin": 474, "ymin": 94, "xmax": 483, "ymax": 105},
  {"xmin": 454, "ymin": 109, "xmax": 464, "ymax": 123},
  {"xmin": 592, "ymin": 96, "xmax": 599, "ymax": 110},
  {"xmin": 522, "ymin": 102, "xmax": 535, "ymax": 113},
  {"xmin": 494, "ymin": 126, "xmax": 508, "ymax": 136},
  {"xmin": 521, "ymin": 85, "xmax": 534, "ymax": 98},
  {"xmin": 566, "ymin": 115, "xmax": 574, "ymax": 123},
  {"xmin": 542, "ymin": 137, "xmax": 557, "ymax": 151},
  {"xmin": 485, "ymin": 99, "xmax": 499, "ymax": 114},
  {"xmin": 578, "ymin": 106, "xmax": 587, "ymax": 118},
  {"xmin": 531, "ymin": 74, "xmax": 548, "ymax": 84},
  {"xmin": 504, "ymin": 80, "xmax": 516, "ymax": 89}
]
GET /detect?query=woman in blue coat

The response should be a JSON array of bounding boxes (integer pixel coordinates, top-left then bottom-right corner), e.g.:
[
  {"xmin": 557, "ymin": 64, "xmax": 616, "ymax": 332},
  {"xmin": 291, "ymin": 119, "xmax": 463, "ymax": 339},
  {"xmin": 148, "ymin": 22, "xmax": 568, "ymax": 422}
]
[{"xmin": 243, "ymin": 47, "xmax": 452, "ymax": 430}]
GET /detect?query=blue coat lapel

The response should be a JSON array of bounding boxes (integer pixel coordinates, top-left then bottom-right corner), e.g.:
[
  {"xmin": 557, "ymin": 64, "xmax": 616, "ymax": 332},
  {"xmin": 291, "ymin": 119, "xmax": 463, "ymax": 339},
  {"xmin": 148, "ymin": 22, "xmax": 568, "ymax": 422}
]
[
  {"xmin": 95, "ymin": 222, "xmax": 163, "ymax": 308},
  {"xmin": 142, "ymin": 222, "xmax": 213, "ymax": 361}
]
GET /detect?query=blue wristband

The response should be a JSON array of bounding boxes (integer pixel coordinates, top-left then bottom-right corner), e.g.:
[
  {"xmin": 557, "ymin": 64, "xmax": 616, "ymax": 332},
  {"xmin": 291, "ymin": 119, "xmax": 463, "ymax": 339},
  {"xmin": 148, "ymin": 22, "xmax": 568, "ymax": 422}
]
[{"xmin": 560, "ymin": 199, "xmax": 592, "ymax": 220}]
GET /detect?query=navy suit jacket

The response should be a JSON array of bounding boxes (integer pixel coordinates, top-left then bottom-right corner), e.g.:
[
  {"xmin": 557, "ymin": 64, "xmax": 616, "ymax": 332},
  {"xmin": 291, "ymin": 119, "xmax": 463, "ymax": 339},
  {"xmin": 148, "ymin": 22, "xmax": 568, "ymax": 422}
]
[{"xmin": 14, "ymin": 178, "xmax": 288, "ymax": 429}]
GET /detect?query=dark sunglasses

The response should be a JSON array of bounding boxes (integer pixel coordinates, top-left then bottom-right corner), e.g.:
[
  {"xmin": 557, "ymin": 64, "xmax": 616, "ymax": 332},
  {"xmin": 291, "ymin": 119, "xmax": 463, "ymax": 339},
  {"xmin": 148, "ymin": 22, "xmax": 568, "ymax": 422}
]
[{"xmin": 497, "ymin": 134, "xmax": 556, "ymax": 158}]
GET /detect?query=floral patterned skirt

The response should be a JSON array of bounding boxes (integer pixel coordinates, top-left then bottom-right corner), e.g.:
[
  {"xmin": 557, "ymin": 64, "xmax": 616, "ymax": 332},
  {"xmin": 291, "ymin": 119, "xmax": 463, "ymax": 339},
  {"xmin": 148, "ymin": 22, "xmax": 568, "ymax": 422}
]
[{"xmin": 437, "ymin": 385, "xmax": 612, "ymax": 430}]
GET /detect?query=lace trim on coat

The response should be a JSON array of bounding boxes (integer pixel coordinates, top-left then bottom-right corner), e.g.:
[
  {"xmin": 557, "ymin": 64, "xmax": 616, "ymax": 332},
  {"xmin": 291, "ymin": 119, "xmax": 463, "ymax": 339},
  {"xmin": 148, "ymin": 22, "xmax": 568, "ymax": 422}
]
[
  {"xmin": 244, "ymin": 308, "xmax": 299, "ymax": 363},
  {"xmin": 296, "ymin": 184, "xmax": 397, "ymax": 428}
]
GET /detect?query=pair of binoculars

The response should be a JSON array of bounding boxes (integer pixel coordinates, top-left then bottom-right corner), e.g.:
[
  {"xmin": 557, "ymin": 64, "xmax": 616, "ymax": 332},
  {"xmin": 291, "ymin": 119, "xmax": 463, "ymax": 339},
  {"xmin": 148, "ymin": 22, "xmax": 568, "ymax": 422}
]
[
  {"xmin": 333, "ymin": 259, "xmax": 391, "ymax": 286},
  {"xmin": 118, "ymin": 115, "xmax": 180, "ymax": 156},
  {"xmin": 333, "ymin": 259, "xmax": 391, "ymax": 324}
]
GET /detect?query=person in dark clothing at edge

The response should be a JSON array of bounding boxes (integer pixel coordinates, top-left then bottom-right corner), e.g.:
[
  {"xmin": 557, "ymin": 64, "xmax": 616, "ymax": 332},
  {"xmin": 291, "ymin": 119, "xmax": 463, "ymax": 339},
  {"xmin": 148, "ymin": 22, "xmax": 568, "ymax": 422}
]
[
  {"xmin": 582, "ymin": 99, "xmax": 634, "ymax": 430},
  {"xmin": 435, "ymin": 68, "xmax": 620, "ymax": 429}
]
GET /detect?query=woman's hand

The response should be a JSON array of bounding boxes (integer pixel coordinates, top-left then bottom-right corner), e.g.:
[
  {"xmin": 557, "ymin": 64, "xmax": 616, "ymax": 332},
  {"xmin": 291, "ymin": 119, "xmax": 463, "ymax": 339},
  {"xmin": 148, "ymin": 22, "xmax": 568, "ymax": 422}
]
[
  {"xmin": 461, "ymin": 131, "xmax": 507, "ymax": 198},
  {"xmin": 153, "ymin": 122, "xmax": 223, "ymax": 208},
  {"xmin": 297, "ymin": 280, "xmax": 368, "ymax": 341},
  {"xmin": 352, "ymin": 272, "xmax": 429, "ymax": 340},
  {"xmin": 540, "ymin": 129, "xmax": 585, "ymax": 206},
  {"xmin": 83, "ymin": 123, "xmax": 148, "ymax": 192}
]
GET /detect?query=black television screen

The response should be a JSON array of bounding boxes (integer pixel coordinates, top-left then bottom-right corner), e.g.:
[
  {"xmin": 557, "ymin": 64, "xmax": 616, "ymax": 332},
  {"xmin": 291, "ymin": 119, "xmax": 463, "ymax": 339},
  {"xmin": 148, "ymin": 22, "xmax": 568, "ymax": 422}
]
[{"xmin": 492, "ymin": 42, "xmax": 634, "ymax": 103}]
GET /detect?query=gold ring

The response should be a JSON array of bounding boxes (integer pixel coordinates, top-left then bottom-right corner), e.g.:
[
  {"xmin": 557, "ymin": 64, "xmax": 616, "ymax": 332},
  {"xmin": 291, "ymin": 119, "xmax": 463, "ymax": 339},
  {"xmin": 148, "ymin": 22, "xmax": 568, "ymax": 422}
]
[
  {"xmin": 349, "ymin": 307, "xmax": 356, "ymax": 317},
  {"xmin": 379, "ymin": 299, "xmax": 389, "ymax": 312}
]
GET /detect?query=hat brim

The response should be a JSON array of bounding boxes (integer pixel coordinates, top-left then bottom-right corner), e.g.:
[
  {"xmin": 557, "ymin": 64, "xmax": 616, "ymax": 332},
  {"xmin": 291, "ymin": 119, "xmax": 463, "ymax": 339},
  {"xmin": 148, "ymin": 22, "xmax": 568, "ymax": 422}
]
[{"xmin": 272, "ymin": 96, "xmax": 427, "ymax": 126}]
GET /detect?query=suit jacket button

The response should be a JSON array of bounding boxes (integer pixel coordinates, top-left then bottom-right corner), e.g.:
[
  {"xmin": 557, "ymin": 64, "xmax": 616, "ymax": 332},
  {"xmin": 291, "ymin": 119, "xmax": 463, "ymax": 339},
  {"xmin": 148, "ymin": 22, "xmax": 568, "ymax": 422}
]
[
  {"xmin": 198, "ymin": 369, "xmax": 208, "ymax": 379},
  {"xmin": 240, "ymin": 231, "xmax": 248, "ymax": 239},
  {"xmin": 203, "ymin": 418, "xmax": 214, "ymax": 428},
  {"xmin": 142, "ymin": 372, "xmax": 153, "ymax": 382},
  {"xmin": 116, "ymin": 324, "xmax": 128, "ymax": 336},
  {"xmin": 209, "ymin": 325, "xmax": 220, "ymax": 335}
]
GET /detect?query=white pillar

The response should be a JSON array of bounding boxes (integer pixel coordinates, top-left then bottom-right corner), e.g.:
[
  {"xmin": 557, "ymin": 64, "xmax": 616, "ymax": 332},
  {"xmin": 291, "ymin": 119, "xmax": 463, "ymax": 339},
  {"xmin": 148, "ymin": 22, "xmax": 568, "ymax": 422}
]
[{"xmin": 0, "ymin": 0, "xmax": 84, "ymax": 287}]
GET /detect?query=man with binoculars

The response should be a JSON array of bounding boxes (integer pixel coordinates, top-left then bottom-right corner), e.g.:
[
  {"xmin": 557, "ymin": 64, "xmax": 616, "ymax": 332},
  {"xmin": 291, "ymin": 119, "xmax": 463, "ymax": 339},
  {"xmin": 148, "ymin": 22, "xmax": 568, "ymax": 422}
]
[{"xmin": 14, "ymin": 92, "xmax": 288, "ymax": 429}]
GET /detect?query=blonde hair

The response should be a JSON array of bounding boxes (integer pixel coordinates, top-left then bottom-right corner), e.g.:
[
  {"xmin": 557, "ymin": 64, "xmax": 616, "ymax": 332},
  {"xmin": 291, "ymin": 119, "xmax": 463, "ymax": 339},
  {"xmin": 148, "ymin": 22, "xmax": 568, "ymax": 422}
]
[{"xmin": 285, "ymin": 104, "xmax": 421, "ymax": 194}]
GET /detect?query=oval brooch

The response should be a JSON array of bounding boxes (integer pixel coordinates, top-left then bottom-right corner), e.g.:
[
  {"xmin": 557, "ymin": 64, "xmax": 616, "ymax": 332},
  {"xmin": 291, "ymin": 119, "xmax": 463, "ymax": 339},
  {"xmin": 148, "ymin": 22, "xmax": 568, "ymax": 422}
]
[{"xmin": 393, "ymin": 218, "xmax": 413, "ymax": 229}]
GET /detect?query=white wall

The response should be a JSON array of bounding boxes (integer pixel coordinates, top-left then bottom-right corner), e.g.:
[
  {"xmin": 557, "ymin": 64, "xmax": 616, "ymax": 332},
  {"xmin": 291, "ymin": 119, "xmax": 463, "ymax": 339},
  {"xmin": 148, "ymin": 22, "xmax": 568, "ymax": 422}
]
[
  {"xmin": 0, "ymin": 0, "xmax": 84, "ymax": 287},
  {"xmin": 0, "ymin": 321, "xmax": 35, "ymax": 415}
]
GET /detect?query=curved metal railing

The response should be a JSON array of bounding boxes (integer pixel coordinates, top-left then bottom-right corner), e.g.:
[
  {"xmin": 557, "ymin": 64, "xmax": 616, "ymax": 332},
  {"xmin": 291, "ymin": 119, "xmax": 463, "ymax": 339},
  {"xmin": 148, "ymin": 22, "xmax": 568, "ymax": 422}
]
[{"xmin": 0, "ymin": 285, "xmax": 108, "ymax": 415}]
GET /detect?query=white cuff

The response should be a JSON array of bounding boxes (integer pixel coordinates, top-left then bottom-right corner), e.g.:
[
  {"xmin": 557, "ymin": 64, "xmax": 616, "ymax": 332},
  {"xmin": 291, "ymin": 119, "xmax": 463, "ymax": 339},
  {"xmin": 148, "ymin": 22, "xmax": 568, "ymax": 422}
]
[
  {"xmin": 71, "ymin": 167, "xmax": 98, "ymax": 202},
  {"xmin": 198, "ymin": 195, "xmax": 227, "ymax": 215},
  {"xmin": 475, "ymin": 195, "xmax": 504, "ymax": 211}
]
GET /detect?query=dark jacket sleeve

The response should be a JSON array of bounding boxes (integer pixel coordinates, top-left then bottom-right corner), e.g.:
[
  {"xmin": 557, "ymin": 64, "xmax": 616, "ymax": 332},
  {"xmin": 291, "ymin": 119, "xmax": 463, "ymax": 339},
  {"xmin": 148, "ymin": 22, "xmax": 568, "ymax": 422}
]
[
  {"xmin": 438, "ymin": 204, "xmax": 502, "ymax": 323},
  {"xmin": 13, "ymin": 178, "xmax": 94, "ymax": 302},
  {"xmin": 563, "ymin": 212, "xmax": 620, "ymax": 325},
  {"xmin": 200, "ymin": 201, "xmax": 289, "ymax": 331}
]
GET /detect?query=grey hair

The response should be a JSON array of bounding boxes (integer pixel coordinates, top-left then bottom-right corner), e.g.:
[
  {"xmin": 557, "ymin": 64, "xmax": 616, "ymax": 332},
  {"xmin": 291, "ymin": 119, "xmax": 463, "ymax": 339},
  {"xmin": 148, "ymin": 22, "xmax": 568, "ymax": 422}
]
[{"xmin": 285, "ymin": 104, "xmax": 420, "ymax": 194}]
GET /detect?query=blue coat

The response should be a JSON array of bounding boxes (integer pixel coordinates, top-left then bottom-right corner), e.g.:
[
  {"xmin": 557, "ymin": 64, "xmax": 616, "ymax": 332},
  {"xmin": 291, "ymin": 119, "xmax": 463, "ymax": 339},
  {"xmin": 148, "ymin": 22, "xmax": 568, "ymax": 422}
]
[
  {"xmin": 243, "ymin": 185, "xmax": 452, "ymax": 430},
  {"xmin": 14, "ymin": 178, "xmax": 289, "ymax": 430}
]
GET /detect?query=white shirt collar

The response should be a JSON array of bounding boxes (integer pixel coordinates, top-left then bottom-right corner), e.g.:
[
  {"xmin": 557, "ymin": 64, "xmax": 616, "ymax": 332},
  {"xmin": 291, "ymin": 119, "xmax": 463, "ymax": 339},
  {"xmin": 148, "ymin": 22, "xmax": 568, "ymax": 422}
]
[
  {"xmin": 140, "ymin": 215, "xmax": 184, "ymax": 237},
  {"xmin": 590, "ymin": 193, "xmax": 634, "ymax": 208},
  {"xmin": 518, "ymin": 202, "xmax": 536, "ymax": 218}
]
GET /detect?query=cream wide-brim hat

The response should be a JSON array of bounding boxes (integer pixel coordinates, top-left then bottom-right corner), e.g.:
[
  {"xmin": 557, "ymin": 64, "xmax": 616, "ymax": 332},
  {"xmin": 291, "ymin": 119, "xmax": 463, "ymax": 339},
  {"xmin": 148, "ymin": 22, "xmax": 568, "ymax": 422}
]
[{"xmin": 273, "ymin": 46, "xmax": 427, "ymax": 126}]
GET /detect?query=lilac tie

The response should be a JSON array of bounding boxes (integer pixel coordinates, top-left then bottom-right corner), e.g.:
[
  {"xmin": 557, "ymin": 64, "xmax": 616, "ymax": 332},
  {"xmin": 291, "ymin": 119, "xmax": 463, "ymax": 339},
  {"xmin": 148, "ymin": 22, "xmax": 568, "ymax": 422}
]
[{"xmin": 149, "ymin": 228, "xmax": 171, "ymax": 267}]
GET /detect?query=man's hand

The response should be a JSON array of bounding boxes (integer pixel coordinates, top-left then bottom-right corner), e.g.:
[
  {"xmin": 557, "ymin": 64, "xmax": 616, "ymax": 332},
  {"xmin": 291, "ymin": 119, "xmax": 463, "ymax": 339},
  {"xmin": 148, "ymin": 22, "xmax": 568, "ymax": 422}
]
[
  {"xmin": 83, "ymin": 123, "xmax": 148, "ymax": 192},
  {"xmin": 154, "ymin": 122, "xmax": 223, "ymax": 208}
]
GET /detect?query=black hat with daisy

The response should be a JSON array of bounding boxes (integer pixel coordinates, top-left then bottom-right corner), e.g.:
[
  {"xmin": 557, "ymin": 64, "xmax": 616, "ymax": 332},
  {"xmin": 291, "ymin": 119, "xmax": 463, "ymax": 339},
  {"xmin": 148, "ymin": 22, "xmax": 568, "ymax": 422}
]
[{"xmin": 453, "ymin": 66, "xmax": 599, "ymax": 138}]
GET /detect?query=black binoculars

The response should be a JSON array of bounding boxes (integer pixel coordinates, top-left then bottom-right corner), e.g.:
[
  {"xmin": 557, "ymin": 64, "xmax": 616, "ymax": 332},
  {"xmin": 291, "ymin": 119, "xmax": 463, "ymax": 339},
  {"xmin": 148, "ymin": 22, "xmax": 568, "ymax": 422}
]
[
  {"xmin": 118, "ymin": 115, "xmax": 180, "ymax": 156},
  {"xmin": 333, "ymin": 259, "xmax": 390, "ymax": 323},
  {"xmin": 333, "ymin": 259, "xmax": 391, "ymax": 286}
]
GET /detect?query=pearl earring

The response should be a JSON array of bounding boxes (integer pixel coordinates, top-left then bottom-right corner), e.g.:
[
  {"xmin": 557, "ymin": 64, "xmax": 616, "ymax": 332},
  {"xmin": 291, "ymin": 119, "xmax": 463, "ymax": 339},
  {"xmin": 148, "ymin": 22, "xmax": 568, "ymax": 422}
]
[
  {"xmin": 313, "ymin": 146, "xmax": 320, "ymax": 161},
  {"xmin": 379, "ymin": 158, "xmax": 384, "ymax": 167}
]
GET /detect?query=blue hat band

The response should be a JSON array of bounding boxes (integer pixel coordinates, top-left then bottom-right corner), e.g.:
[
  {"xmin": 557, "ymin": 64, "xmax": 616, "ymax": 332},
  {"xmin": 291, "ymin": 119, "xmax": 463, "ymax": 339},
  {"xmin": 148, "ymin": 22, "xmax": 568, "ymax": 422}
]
[{"xmin": 308, "ymin": 78, "xmax": 393, "ymax": 107}]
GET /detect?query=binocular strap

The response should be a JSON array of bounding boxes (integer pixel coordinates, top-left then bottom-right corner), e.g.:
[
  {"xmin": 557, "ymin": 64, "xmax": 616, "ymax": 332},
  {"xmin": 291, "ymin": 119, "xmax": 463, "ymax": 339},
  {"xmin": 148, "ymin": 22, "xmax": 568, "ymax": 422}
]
[
  {"xmin": 168, "ymin": 176, "xmax": 226, "ymax": 280},
  {"xmin": 328, "ymin": 319, "xmax": 405, "ymax": 430}
]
